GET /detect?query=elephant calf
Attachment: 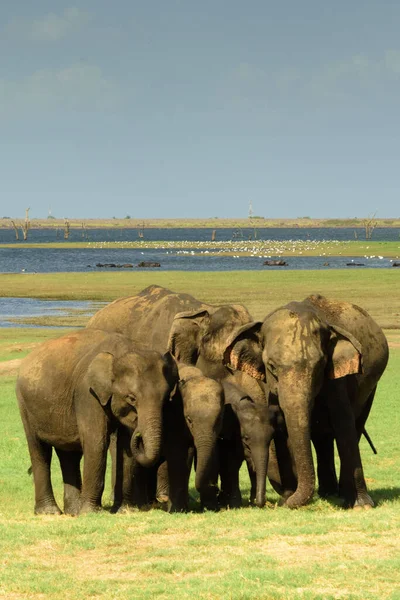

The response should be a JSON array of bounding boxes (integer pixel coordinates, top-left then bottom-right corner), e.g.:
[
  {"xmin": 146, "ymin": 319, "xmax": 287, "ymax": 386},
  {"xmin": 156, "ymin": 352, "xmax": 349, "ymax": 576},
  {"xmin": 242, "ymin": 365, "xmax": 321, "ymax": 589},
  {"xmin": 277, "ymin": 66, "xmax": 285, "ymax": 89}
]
[
  {"xmin": 16, "ymin": 329, "xmax": 178, "ymax": 515},
  {"xmin": 108, "ymin": 363, "xmax": 225, "ymax": 513},
  {"xmin": 218, "ymin": 372, "xmax": 293, "ymax": 509}
]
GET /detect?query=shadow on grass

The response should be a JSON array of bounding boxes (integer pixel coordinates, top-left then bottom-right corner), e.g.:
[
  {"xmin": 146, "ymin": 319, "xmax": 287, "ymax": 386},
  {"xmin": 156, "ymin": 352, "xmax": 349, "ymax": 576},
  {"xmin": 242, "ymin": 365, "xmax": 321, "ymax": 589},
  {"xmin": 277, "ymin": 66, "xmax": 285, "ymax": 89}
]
[{"xmin": 371, "ymin": 487, "xmax": 400, "ymax": 505}]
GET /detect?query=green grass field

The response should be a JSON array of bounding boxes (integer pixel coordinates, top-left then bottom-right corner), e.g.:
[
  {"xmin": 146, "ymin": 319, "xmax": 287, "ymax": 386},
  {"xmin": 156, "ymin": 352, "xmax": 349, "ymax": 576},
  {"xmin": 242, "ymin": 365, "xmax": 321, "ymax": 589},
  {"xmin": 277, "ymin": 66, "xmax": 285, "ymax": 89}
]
[
  {"xmin": 1, "ymin": 272, "xmax": 399, "ymax": 599},
  {"xmin": 1, "ymin": 270, "xmax": 400, "ymax": 327}
]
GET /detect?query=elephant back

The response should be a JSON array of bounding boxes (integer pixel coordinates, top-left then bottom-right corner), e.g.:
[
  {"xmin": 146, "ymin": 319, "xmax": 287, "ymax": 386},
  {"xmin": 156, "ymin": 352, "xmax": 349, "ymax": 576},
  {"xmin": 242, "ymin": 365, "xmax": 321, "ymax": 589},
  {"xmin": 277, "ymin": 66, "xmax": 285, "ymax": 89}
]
[{"xmin": 86, "ymin": 285, "xmax": 208, "ymax": 353}]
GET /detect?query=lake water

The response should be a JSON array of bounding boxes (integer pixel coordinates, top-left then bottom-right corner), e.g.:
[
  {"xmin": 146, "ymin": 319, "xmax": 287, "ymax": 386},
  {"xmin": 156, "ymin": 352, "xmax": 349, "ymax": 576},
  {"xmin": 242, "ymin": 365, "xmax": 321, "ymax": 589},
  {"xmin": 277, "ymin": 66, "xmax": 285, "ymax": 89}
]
[
  {"xmin": 0, "ymin": 227, "xmax": 399, "ymax": 273},
  {"xmin": 1, "ymin": 227, "xmax": 399, "ymax": 327},
  {"xmin": 1, "ymin": 226, "xmax": 400, "ymax": 245},
  {"xmin": 0, "ymin": 298, "xmax": 99, "ymax": 328}
]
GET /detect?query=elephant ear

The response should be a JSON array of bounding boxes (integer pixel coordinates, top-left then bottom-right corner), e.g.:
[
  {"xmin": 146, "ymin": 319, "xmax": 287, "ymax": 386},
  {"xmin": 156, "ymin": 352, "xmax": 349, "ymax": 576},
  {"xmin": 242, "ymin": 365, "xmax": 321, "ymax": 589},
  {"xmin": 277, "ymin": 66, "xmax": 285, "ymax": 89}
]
[
  {"xmin": 167, "ymin": 309, "xmax": 210, "ymax": 364},
  {"xmin": 223, "ymin": 322, "xmax": 265, "ymax": 381},
  {"xmin": 327, "ymin": 325, "xmax": 363, "ymax": 379},
  {"xmin": 87, "ymin": 352, "xmax": 115, "ymax": 406},
  {"xmin": 162, "ymin": 351, "xmax": 179, "ymax": 396}
]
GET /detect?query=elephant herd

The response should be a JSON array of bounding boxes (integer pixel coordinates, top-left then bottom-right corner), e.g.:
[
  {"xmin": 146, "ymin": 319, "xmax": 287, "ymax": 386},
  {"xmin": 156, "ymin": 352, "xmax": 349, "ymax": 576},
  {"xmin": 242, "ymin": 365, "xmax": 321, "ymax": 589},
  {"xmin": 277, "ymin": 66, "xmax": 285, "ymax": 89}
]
[{"xmin": 16, "ymin": 285, "xmax": 389, "ymax": 515}]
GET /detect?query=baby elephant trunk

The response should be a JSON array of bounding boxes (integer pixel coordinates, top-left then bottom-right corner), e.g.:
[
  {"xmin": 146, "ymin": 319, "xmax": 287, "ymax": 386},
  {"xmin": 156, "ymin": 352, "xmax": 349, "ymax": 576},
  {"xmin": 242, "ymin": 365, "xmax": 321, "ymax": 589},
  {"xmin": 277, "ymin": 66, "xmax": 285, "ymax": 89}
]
[{"xmin": 131, "ymin": 412, "xmax": 163, "ymax": 469}]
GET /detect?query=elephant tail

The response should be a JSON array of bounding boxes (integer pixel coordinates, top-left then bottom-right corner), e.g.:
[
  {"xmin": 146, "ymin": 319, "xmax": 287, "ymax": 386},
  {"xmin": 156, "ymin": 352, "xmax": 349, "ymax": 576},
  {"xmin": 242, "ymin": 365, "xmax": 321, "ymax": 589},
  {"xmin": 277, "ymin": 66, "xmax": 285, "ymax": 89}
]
[{"xmin": 363, "ymin": 428, "xmax": 377, "ymax": 455}]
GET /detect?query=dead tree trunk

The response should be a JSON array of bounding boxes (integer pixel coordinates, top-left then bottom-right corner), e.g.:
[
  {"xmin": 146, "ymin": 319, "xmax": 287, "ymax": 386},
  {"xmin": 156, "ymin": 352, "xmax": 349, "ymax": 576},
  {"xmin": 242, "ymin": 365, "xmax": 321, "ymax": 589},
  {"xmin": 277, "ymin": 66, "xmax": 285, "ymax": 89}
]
[
  {"xmin": 64, "ymin": 219, "xmax": 70, "ymax": 239},
  {"xmin": 22, "ymin": 207, "xmax": 30, "ymax": 240},
  {"xmin": 10, "ymin": 220, "xmax": 19, "ymax": 240},
  {"xmin": 363, "ymin": 213, "xmax": 378, "ymax": 240}
]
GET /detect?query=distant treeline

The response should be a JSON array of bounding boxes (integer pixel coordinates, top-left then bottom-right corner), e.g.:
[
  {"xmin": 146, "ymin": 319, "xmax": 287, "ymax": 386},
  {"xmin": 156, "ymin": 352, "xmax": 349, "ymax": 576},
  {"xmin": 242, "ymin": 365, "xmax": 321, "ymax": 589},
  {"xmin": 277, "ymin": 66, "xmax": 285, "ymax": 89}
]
[{"xmin": 1, "ymin": 217, "xmax": 400, "ymax": 229}]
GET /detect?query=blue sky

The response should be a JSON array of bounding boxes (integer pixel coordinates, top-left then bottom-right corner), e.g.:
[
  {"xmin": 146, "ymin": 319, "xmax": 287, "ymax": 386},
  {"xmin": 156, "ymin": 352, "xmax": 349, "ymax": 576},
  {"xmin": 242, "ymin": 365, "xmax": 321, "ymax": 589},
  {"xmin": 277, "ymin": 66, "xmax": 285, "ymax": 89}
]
[{"xmin": 1, "ymin": 1, "xmax": 400, "ymax": 219}]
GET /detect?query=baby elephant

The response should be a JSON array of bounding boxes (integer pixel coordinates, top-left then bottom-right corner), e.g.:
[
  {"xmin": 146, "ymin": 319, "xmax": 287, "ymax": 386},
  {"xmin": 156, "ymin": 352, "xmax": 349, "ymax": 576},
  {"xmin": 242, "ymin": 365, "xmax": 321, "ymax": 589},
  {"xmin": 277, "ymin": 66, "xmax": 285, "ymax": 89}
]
[
  {"xmin": 163, "ymin": 364, "xmax": 225, "ymax": 512},
  {"xmin": 16, "ymin": 329, "xmax": 178, "ymax": 515}
]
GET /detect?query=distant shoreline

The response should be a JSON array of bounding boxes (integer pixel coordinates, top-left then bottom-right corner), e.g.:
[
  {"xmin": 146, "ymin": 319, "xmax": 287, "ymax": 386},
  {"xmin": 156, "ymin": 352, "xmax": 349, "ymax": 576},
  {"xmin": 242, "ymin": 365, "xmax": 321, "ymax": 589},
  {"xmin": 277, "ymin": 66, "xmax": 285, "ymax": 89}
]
[{"xmin": 1, "ymin": 217, "xmax": 400, "ymax": 229}]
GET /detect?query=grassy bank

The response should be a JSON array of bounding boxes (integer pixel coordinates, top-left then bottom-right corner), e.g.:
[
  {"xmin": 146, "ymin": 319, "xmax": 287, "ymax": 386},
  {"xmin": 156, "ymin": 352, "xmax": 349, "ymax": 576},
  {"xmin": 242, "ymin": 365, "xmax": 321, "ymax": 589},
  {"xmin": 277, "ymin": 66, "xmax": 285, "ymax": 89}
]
[
  {"xmin": 1, "ymin": 270, "xmax": 399, "ymax": 327},
  {"xmin": 2, "ymin": 217, "xmax": 400, "ymax": 229},
  {"xmin": 0, "ymin": 345, "xmax": 399, "ymax": 599},
  {"xmin": 1, "ymin": 239, "xmax": 400, "ymax": 258},
  {"xmin": 1, "ymin": 271, "xmax": 399, "ymax": 598}
]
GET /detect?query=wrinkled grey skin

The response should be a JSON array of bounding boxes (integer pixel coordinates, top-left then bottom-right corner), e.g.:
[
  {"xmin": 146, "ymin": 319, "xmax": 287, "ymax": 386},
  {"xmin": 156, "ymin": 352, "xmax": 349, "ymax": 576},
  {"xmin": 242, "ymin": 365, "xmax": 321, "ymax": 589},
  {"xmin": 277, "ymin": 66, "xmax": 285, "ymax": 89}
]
[
  {"xmin": 224, "ymin": 295, "xmax": 389, "ymax": 509},
  {"xmin": 163, "ymin": 364, "xmax": 225, "ymax": 512},
  {"xmin": 16, "ymin": 329, "xmax": 178, "ymax": 515},
  {"xmin": 87, "ymin": 284, "xmax": 252, "ymax": 369},
  {"xmin": 87, "ymin": 285, "xmax": 252, "ymax": 508},
  {"xmin": 114, "ymin": 364, "xmax": 225, "ymax": 513},
  {"xmin": 87, "ymin": 285, "xmax": 208, "ymax": 354}
]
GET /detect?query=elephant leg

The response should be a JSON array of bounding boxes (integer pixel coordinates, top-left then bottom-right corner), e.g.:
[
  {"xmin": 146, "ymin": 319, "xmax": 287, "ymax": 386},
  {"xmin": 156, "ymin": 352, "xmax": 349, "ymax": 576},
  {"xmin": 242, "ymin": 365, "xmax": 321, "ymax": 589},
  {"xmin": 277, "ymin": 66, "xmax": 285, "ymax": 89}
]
[
  {"xmin": 111, "ymin": 427, "xmax": 137, "ymax": 512},
  {"xmin": 198, "ymin": 453, "xmax": 220, "ymax": 512},
  {"xmin": 246, "ymin": 460, "xmax": 256, "ymax": 506},
  {"xmin": 80, "ymin": 434, "xmax": 109, "ymax": 513},
  {"xmin": 311, "ymin": 404, "xmax": 338, "ymax": 497},
  {"xmin": 156, "ymin": 460, "xmax": 169, "ymax": 503},
  {"xmin": 326, "ymin": 380, "xmax": 373, "ymax": 509},
  {"xmin": 268, "ymin": 436, "xmax": 297, "ymax": 502},
  {"xmin": 218, "ymin": 439, "xmax": 242, "ymax": 509},
  {"xmin": 55, "ymin": 449, "xmax": 82, "ymax": 515},
  {"xmin": 166, "ymin": 454, "xmax": 190, "ymax": 512},
  {"xmin": 355, "ymin": 387, "xmax": 376, "ymax": 440},
  {"xmin": 132, "ymin": 464, "xmax": 158, "ymax": 508},
  {"xmin": 164, "ymin": 438, "xmax": 190, "ymax": 512},
  {"xmin": 31, "ymin": 439, "xmax": 61, "ymax": 515},
  {"xmin": 312, "ymin": 432, "xmax": 337, "ymax": 498},
  {"xmin": 19, "ymin": 404, "xmax": 61, "ymax": 515}
]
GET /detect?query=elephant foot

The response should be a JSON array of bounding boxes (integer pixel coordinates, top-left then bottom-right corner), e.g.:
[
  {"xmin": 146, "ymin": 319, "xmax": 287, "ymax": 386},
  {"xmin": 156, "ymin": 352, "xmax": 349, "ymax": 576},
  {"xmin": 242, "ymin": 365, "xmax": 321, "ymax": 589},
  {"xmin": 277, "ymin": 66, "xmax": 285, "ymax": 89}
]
[
  {"xmin": 167, "ymin": 501, "xmax": 188, "ymax": 513},
  {"xmin": 64, "ymin": 503, "xmax": 80, "ymax": 516},
  {"xmin": 344, "ymin": 493, "xmax": 374, "ymax": 510},
  {"xmin": 218, "ymin": 490, "xmax": 241, "ymax": 509},
  {"xmin": 64, "ymin": 495, "xmax": 81, "ymax": 516},
  {"xmin": 111, "ymin": 502, "xmax": 136, "ymax": 514},
  {"xmin": 282, "ymin": 490, "xmax": 313, "ymax": 509},
  {"xmin": 34, "ymin": 500, "xmax": 62, "ymax": 515},
  {"xmin": 156, "ymin": 494, "xmax": 169, "ymax": 503},
  {"xmin": 318, "ymin": 484, "xmax": 339, "ymax": 499},
  {"xmin": 79, "ymin": 500, "xmax": 102, "ymax": 514},
  {"xmin": 277, "ymin": 489, "xmax": 296, "ymax": 507}
]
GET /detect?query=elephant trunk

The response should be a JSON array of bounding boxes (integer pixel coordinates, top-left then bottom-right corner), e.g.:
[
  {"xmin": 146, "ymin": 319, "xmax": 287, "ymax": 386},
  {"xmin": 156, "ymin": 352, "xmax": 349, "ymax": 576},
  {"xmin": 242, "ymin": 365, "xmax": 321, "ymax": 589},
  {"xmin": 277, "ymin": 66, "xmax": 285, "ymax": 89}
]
[
  {"xmin": 279, "ymin": 386, "xmax": 315, "ymax": 508},
  {"xmin": 194, "ymin": 435, "xmax": 219, "ymax": 510},
  {"xmin": 253, "ymin": 451, "xmax": 268, "ymax": 508},
  {"xmin": 131, "ymin": 411, "xmax": 163, "ymax": 469}
]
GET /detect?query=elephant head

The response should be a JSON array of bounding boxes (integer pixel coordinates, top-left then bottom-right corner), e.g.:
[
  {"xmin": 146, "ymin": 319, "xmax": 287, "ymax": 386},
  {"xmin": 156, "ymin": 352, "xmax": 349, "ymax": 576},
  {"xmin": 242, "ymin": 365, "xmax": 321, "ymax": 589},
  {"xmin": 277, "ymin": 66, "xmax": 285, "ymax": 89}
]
[
  {"xmin": 223, "ymin": 296, "xmax": 363, "ymax": 508},
  {"xmin": 222, "ymin": 373, "xmax": 277, "ymax": 508},
  {"xmin": 168, "ymin": 304, "xmax": 252, "ymax": 377},
  {"xmin": 87, "ymin": 349, "xmax": 178, "ymax": 468},
  {"xmin": 178, "ymin": 365, "xmax": 224, "ymax": 508}
]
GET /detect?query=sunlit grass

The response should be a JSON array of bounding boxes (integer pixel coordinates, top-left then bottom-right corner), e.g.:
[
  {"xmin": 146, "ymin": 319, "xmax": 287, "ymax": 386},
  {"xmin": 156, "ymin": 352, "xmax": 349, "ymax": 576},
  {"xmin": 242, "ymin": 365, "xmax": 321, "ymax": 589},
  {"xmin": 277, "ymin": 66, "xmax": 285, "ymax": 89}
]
[
  {"xmin": 0, "ymin": 347, "xmax": 399, "ymax": 599},
  {"xmin": 1, "ymin": 270, "xmax": 399, "ymax": 327}
]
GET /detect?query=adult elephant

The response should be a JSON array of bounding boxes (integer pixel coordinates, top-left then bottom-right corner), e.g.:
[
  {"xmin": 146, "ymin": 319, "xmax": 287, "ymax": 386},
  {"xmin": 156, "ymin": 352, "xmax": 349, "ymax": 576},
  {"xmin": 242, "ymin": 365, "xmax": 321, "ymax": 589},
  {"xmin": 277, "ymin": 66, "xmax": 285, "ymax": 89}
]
[
  {"xmin": 16, "ymin": 329, "xmax": 178, "ymax": 515},
  {"xmin": 86, "ymin": 285, "xmax": 207, "ymax": 354},
  {"xmin": 87, "ymin": 285, "xmax": 251, "ymax": 509},
  {"xmin": 87, "ymin": 284, "xmax": 252, "ymax": 369},
  {"xmin": 223, "ymin": 294, "xmax": 389, "ymax": 509}
]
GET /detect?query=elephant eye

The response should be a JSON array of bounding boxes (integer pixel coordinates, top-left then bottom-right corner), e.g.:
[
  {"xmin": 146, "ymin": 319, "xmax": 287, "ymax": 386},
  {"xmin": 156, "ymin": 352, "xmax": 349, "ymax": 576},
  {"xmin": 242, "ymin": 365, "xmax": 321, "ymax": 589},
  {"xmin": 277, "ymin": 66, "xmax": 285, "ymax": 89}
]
[
  {"xmin": 126, "ymin": 395, "xmax": 137, "ymax": 406},
  {"xmin": 186, "ymin": 416, "xmax": 193, "ymax": 425}
]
